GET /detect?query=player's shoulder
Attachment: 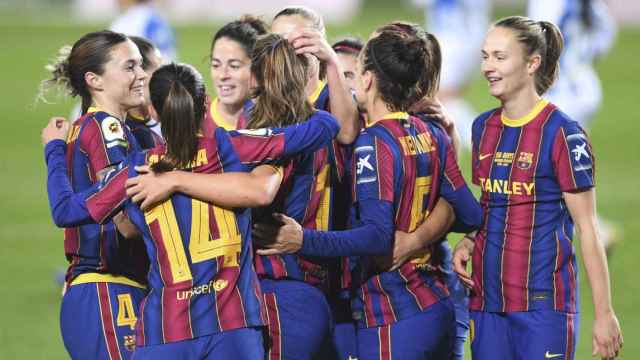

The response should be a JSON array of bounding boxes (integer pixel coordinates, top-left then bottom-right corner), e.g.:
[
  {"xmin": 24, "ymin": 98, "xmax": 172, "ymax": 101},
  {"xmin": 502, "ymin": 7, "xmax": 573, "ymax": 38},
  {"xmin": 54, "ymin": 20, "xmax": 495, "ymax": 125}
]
[
  {"xmin": 473, "ymin": 108, "xmax": 500, "ymax": 128},
  {"xmin": 546, "ymin": 103, "xmax": 587, "ymax": 135}
]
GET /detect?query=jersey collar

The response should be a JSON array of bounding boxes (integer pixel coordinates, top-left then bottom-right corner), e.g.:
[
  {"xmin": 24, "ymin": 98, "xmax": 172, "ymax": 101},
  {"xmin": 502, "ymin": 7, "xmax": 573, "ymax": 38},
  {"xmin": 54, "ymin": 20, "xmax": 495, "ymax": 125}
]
[
  {"xmin": 308, "ymin": 80, "xmax": 326, "ymax": 104},
  {"xmin": 366, "ymin": 111, "xmax": 409, "ymax": 128},
  {"xmin": 210, "ymin": 97, "xmax": 236, "ymax": 131},
  {"xmin": 501, "ymin": 99, "xmax": 549, "ymax": 127}
]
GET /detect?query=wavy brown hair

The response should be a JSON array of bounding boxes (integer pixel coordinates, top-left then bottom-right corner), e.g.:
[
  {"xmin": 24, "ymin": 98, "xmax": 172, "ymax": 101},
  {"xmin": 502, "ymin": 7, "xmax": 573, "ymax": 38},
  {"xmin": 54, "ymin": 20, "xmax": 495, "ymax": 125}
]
[{"xmin": 247, "ymin": 33, "xmax": 314, "ymax": 129}]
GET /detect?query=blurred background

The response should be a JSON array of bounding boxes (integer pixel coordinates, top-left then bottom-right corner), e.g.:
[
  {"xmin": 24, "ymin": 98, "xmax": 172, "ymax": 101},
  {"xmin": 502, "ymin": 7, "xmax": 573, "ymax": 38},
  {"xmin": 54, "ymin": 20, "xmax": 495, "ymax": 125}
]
[{"xmin": 0, "ymin": 0, "xmax": 638, "ymax": 358}]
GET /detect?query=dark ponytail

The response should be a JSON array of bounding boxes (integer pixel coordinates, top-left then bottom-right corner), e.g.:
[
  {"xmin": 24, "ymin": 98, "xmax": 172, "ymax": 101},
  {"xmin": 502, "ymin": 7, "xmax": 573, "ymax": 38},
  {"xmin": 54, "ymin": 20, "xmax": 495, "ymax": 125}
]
[
  {"xmin": 362, "ymin": 23, "xmax": 440, "ymax": 111},
  {"xmin": 149, "ymin": 63, "xmax": 205, "ymax": 172},
  {"xmin": 494, "ymin": 16, "xmax": 564, "ymax": 95}
]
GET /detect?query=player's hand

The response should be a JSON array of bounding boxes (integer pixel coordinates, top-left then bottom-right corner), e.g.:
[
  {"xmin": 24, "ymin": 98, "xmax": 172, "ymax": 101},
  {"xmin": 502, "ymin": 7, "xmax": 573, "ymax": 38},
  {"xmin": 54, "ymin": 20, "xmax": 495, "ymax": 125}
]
[
  {"xmin": 255, "ymin": 213, "xmax": 303, "ymax": 255},
  {"xmin": 410, "ymin": 98, "xmax": 457, "ymax": 136},
  {"xmin": 390, "ymin": 230, "xmax": 423, "ymax": 271},
  {"xmin": 592, "ymin": 310, "xmax": 623, "ymax": 359},
  {"xmin": 125, "ymin": 166, "xmax": 177, "ymax": 210},
  {"xmin": 41, "ymin": 116, "xmax": 70, "ymax": 145},
  {"xmin": 453, "ymin": 235, "xmax": 475, "ymax": 289},
  {"xmin": 287, "ymin": 29, "xmax": 338, "ymax": 64}
]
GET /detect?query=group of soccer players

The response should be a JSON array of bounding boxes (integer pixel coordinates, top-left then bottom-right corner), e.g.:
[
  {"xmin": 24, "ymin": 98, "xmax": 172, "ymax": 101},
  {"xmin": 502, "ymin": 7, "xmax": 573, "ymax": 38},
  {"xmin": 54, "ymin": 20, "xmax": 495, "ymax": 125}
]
[{"xmin": 39, "ymin": 3, "xmax": 623, "ymax": 360}]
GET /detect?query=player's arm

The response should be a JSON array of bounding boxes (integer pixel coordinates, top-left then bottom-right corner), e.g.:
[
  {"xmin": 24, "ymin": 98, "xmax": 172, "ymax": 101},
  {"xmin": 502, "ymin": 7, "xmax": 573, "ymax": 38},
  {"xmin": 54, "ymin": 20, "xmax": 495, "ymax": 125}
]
[
  {"xmin": 390, "ymin": 198, "xmax": 455, "ymax": 271},
  {"xmin": 435, "ymin": 124, "xmax": 483, "ymax": 232},
  {"xmin": 229, "ymin": 109, "xmax": 340, "ymax": 164},
  {"xmin": 125, "ymin": 164, "xmax": 284, "ymax": 211},
  {"xmin": 553, "ymin": 122, "xmax": 622, "ymax": 358},
  {"xmin": 564, "ymin": 189, "xmax": 622, "ymax": 359},
  {"xmin": 288, "ymin": 29, "xmax": 360, "ymax": 144},
  {"xmin": 255, "ymin": 133, "xmax": 395, "ymax": 257}
]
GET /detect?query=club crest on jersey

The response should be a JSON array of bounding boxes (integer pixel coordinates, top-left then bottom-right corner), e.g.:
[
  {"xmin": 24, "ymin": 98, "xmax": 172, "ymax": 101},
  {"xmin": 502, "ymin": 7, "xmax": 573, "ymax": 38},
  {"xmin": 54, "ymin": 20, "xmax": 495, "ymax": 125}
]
[{"xmin": 516, "ymin": 152, "xmax": 534, "ymax": 170}]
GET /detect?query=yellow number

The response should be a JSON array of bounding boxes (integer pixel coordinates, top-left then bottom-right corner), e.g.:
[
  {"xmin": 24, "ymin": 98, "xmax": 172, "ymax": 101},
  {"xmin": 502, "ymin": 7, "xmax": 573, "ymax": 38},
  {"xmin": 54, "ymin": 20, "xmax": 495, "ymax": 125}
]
[
  {"xmin": 189, "ymin": 199, "xmax": 242, "ymax": 268},
  {"xmin": 116, "ymin": 293, "xmax": 138, "ymax": 330},
  {"xmin": 314, "ymin": 164, "xmax": 331, "ymax": 231},
  {"xmin": 145, "ymin": 201, "xmax": 193, "ymax": 283},
  {"xmin": 409, "ymin": 176, "xmax": 432, "ymax": 232}
]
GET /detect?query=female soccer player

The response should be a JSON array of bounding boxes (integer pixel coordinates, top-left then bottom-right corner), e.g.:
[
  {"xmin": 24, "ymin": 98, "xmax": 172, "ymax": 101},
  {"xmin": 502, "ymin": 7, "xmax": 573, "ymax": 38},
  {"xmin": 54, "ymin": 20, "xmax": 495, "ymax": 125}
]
[
  {"xmin": 42, "ymin": 61, "xmax": 340, "ymax": 359},
  {"xmin": 40, "ymin": 30, "xmax": 149, "ymax": 360},
  {"xmin": 203, "ymin": 15, "xmax": 267, "ymax": 134},
  {"xmin": 453, "ymin": 16, "xmax": 623, "ymax": 360},
  {"xmin": 258, "ymin": 23, "xmax": 482, "ymax": 359},
  {"xmin": 127, "ymin": 35, "xmax": 164, "ymax": 149},
  {"xmin": 332, "ymin": 37, "xmax": 364, "ymax": 94}
]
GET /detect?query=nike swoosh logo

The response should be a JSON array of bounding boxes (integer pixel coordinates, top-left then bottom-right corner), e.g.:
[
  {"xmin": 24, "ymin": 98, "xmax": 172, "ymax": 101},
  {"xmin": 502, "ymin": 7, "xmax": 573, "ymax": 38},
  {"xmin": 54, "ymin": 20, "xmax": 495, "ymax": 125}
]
[
  {"xmin": 479, "ymin": 153, "xmax": 492, "ymax": 160},
  {"xmin": 545, "ymin": 351, "xmax": 563, "ymax": 358}
]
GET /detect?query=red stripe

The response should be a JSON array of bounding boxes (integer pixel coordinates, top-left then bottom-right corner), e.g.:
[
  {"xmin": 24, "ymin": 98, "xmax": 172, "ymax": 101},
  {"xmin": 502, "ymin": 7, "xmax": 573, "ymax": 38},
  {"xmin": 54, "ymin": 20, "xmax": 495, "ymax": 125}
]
[
  {"xmin": 215, "ymin": 267, "xmax": 246, "ymax": 330},
  {"xmin": 361, "ymin": 283, "xmax": 377, "ymax": 327},
  {"xmin": 397, "ymin": 265, "xmax": 438, "ymax": 310},
  {"xmin": 375, "ymin": 138, "xmax": 395, "ymax": 202},
  {"xmin": 230, "ymin": 133, "xmax": 286, "ymax": 164},
  {"xmin": 378, "ymin": 325, "xmax": 392, "ymax": 360},
  {"xmin": 470, "ymin": 229, "xmax": 486, "ymax": 310},
  {"xmin": 97, "ymin": 283, "xmax": 122, "ymax": 360},
  {"xmin": 553, "ymin": 232, "xmax": 565, "ymax": 311},
  {"xmin": 264, "ymin": 293, "xmax": 281, "ymax": 360},
  {"xmin": 148, "ymin": 220, "xmax": 176, "ymax": 284},
  {"xmin": 81, "ymin": 119, "xmax": 111, "ymax": 174},
  {"xmin": 373, "ymin": 277, "xmax": 396, "ymax": 324},
  {"xmin": 471, "ymin": 111, "xmax": 502, "ymax": 311},
  {"xmin": 566, "ymin": 313, "xmax": 575, "ymax": 359},
  {"xmin": 136, "ymin": 296, "xmax": 147, "ymax": 346},
  {"xmin": 162, "ymin": 284, "xmax": 193, "ymax": 343},
  {"xmin": 86, "ymin": 167, "xmax": 129, "ymax": 223}
]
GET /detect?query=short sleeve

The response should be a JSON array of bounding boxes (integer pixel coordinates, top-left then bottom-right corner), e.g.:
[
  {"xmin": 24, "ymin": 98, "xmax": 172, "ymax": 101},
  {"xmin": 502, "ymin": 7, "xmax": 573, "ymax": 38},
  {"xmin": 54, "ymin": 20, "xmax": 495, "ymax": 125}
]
[
  {"xmin": 352, "ymin": 132, "xmax": 394, "ymax": 203},
  {"xmin": 552, "ymin": 121, "xmax": 595, "ymax": 192}
]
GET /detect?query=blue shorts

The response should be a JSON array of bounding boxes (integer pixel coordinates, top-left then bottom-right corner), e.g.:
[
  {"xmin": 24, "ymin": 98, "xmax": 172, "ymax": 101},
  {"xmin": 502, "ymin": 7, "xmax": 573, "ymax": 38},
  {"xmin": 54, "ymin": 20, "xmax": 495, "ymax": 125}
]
[
  {"xmin": 60, "ymin": 281, "xmax": 146, "ymax": 360},
  {"xmin": 357, "ymin": 298, "xmax": 455, "ymax": 360},
  {"xmin": 261, "ymin": 279, "xmax": 332, "ymax": 360},
  {"xmin": 470, "ymin": 310, "xmax": 578, "ymax": 360},
  {"xmin": 132, "ymin": 327, "xmax": 264, "ymax": 359}
]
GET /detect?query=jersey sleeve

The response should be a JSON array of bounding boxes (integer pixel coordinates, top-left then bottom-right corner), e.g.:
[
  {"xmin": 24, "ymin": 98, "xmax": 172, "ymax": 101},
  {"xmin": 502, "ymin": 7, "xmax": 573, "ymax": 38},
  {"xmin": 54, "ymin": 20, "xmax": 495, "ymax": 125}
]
[
  {"xmin": 79, "ymin": 112, "xmax": 130, "ymax": 173},
  {"xmin": 432, "ymin": 125, "xmax": 482, "ymax": 232},
  {"xmin": 351, "ymin": 131, "xmax": 394, "ymax": 203},
  {"xmin": 298, "ymin": 131, "xmax": 395, "ymax": 257},
  {"xmin": 227, "ymin": 110, "xmax": 339, "ymax": 164},
  {"xmin": 552, "ymin": 121, "xmax": 596, "ymax": 192},
  {"xmin": 45, "ymin": 139, "xmax": 130, "ymax": 226}
]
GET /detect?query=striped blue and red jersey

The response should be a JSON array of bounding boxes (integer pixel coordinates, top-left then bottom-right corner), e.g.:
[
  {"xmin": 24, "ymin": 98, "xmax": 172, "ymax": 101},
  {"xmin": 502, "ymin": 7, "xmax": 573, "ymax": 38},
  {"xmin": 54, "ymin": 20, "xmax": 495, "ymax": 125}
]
[
  {"xmin": 125, "ymin": 114, "xmax": 164, "ymax": 150},
  {"xmin": 469, "ymin": 100, "xmax": 595, "ymax": 313},
  {"xmin": 300, "ymin": 112, "xmax": 482, "ymax": 328},
  {"xmin": 253, "ymin": 82, "xmax": 352, "ymax": 292},
  {"xmin": 63, "ymin": 108, "xmax": 148, "ymax": 285},
  {"xmin": 201, "ymin": 97, "xmax": 251, "ymax": 135},
  {"xmin": 45, "ymin": 111, "xmax": 340, "ymax": 346}
]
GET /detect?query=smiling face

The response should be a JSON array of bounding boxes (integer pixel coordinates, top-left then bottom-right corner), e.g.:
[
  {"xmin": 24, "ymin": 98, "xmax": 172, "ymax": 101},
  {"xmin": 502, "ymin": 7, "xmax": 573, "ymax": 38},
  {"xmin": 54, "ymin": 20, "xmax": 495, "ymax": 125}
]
[
  {"xmin": 481, "ymin": 26, "xmax": 538, "ymax": 102},
  {"xmin": 210, "ymin": 37, "xmax": 252, "ymax": 107},
  {"xmin": 98, "ymin": 39, "xmax": 147, "ymax": 111}
]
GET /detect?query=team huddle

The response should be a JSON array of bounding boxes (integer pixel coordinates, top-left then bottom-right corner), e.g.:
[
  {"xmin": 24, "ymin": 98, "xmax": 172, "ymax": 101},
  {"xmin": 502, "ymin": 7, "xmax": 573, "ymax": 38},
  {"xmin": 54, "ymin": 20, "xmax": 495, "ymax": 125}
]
[{"xmin": 39, "ymin": 4, "xmax": 623, "ymax": 360}]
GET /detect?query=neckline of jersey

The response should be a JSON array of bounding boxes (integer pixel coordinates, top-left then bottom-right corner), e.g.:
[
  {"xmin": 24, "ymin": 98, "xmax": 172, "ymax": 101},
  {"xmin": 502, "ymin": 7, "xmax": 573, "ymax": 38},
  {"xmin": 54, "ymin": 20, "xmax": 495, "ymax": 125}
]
[
  {"xmin": 308, "ymin": 80, "xmax": 326, "ymax": 104},
  {"xmin": 500, "ymin": 99, "xmax": 549, "ymax": 127},
  {"xmin": 366, "ymin": 111, "xmax": 409, "ymax": 128},
  {"xmin": 211, "ymin": 97, "xmax": 237, "ymax": 131}
]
